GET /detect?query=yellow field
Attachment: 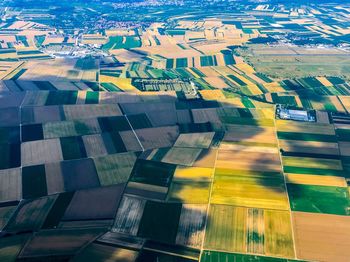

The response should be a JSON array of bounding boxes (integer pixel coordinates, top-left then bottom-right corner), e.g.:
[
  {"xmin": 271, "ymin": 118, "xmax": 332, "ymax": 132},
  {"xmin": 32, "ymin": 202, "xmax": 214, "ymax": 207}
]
[
  {"xmin": 173, "ymin": 166, "xmax": 213, "ymax": 181},
  {"xmin": 316, "ymin": 76, "xmax": 333, "ymax": 87},
  {"xmin": 264, "ymin": 210, "xmax": 295, "ymax": 258},
  {"xmin": 211, "ymin": 168, "xmax": 289, "ymax": 210},
  {"xmin": 286, "ymin": 174, "xmax": 347, "ymax": 187},
  {"xmin": 339, "ymin": 96, "xmax": 350, "ymax": 112},
  {"xmin": 204, "ymin": 205, "xmax": 247, "ymax": 253},
  {"xmin": 219, "ymin": 98, "xmax": 245, "ymax": 108},
  {"xmin": 204, "ymin": 206, "xmax": 295, "ymax": 257},
  {"xmin": 234, "ymin": 62, "xmax": 255, "ymax": 74},
  {"xmin": 167, "ymin": 181, "xmax": 211, "ymax": 204},
  {"xmin": 263, "ymin": 82, "xmax": 286, "ymax": 93},
  {"xmin": 100, "ymin": 76, "xmax": 139, "ymax": 92},
  {"xmin": 199, "ymin": 90, "xmax": 226, "ymax": 100}
]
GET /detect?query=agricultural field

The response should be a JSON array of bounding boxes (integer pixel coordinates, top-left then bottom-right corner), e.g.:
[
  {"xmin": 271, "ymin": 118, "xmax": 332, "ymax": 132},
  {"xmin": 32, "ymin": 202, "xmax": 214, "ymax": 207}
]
[
  {"xmin": 0, "ymin": 0, "xmax": 350, "ymax": 261},
  {"xmin": 292, "ymin": 212, "xmax": 350, "ymax": 262},
  {"xmin": 239, "ymin": 45, "xmax": 350, "ymax": 80},
  {"xmin": 204, "ymin": 205, "xmax": 295, "ymax": 258}
]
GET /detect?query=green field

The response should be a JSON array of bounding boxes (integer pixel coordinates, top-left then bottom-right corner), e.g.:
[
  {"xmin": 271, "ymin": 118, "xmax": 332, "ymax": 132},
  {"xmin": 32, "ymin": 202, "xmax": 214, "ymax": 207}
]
[
  {"xmin": 103, "ymin": 36, "xmax": 141, "ymax": 50},
  {"xmin": 287, "ymin": 183, "xmax": 349, "ymax": 215},
  {"xmin": 201, "ymin": 251, "xmax": 297, "ymax": 262}
]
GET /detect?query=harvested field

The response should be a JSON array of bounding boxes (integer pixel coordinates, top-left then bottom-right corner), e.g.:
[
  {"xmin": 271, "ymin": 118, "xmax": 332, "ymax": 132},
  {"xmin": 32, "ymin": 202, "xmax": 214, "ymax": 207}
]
[
  {"xmin": 21, "ymin": 139, "xmax": 63, "ymax": 166},
  {"xmin": 192, "ymin": 108, "xmax": 221, "ymax": 124},
  {"xmin": 292, "ymin": 212, "xmax": 350, "ymax": 262},
  {"xmin": 174, "ymin": 132, "xmax": 215, "ymax": 148},
  {"xmin": 112, "ymin": 195, "xmax": 146, "ymax": 236},
  {"xmin": 119, "ymin": 130, "xmax": 143, "ymax": 152},
  {"xmin": 215, "ymin": 149, "xmax": 281, "ymax": 172},
  {"xmin": 223, "ymin": 125, "xmax": 277, "ymax": 144},
  {"xmin": 135, "ymin": 126, "xmax": 179, "ymax": 150},
  {"xmin": 286, "ymin": 174, "xmax": 347, "ymax": 187},
  {"xmin": 82, "ymin": 134, "xmax": 108, "ymax": 157},
  {"xmin": 63, "ymin": 104, "xmax": 122, "ymax": 120},
  {"xmin": 44, "ymin": 162, "xmax": 65, "ymax": 195},
  {"xmin": 23, "ymin": 105, "xmax": 62, "ymax": 124},
  {"xmin": 162, "ymin": 147, "xmax": 202, "ymax": 166},
  {"xmin": 175, "ymin": 204, "xmax": 207, "ymax": 248},
  {"xmin": 279, "ymin": 140, "xmax": 339, "ymax": 155},
  {"xmin": 193, "ymin": 149, "xmax": 218, "ymax": 168},
  {"xmin": 0, "ymin": 168, "xmax": 22, "ymax": 202}
]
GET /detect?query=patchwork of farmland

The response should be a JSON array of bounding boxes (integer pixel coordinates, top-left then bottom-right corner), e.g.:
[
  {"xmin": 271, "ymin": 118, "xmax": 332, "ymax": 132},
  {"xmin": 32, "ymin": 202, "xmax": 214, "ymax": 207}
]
[
  {"xmin": 0, "ymin": 87, "xmax": 348, "ymax": 261},
  {"xmin": 0, "ymin": 1, "xmax": 350, "ymax": 261}
]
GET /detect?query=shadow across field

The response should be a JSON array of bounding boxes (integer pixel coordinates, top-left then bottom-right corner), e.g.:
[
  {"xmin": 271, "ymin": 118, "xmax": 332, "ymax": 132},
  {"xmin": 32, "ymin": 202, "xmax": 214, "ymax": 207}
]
[{"xmin": 0, "ymin": 85, "xmax": 293, "ymax": 261}]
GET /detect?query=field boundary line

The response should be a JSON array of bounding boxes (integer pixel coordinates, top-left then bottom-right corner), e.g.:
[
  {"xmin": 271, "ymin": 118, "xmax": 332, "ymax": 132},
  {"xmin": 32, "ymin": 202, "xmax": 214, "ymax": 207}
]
[
  {"xmin": 125, "ymin": 114, "xmax": 145, "ymax": 152},
  {"xmin": 272, "ymin": 105, "xmax": 297, "ymax": 259},
  {"xmin": 1, "ymin": 61, "xmax": 25, "ymax": 80},
  {"xmin": 198, "ymin": 147, "xmax": 219, "ymax": 261}
]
